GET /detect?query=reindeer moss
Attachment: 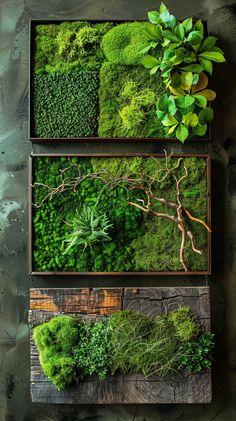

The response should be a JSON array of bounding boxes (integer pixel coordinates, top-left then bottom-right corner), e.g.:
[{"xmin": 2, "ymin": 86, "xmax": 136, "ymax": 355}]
[
  {"xmin": 32, "ymin": 156, "xmax": 208, "ymax": 272},
  {"xmin": 98, "ymin": 63, "xmax": 166, "ymax": 138}
]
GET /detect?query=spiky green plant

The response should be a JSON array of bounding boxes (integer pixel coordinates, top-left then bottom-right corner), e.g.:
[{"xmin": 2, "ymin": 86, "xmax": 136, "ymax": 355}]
[{"xmin": 63, "ymin": 205, "xmax": 113, "ymax": 255}]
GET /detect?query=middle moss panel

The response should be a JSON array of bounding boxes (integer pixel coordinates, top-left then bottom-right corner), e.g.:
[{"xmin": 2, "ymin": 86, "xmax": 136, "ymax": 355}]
[{"xmin": 29, "ymin": 154, "xmax": 211, "ymax": 275}]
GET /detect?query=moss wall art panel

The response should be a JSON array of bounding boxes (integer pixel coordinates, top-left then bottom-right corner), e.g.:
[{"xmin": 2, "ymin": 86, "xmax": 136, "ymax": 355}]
[
  {"xmin": 30, "ymin": 3, "xmax": 225, "ymax": 142},
  {"xmin": 29, "ymin": 154, "xmax": 211, "ymax": 274}
]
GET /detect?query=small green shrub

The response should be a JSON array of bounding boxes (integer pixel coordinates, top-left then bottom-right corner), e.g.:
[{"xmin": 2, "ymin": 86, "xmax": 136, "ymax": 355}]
[
  {"xmin": 34, "ymin": 21, "xmax": 113, "ymax": 74},
  {"xmin": 98, "ymin": 63, "xmax": 165, "ymax": 138},
  {"xmin": 63, "ymin": 205, "xmax": 113, "ymax": 255},
  {"xmin": 178, "ymin": 333, "xmax": 215, "ymax": 373},
  {"xmin": 102, "ymin": 22, "xmax": 149, "ymax": 65},
  {"xmin": 33, "ymin": 71, "xmax": 99, "ymax": 138},
  {"xmin": 167, "ymin": 306, "xmax": 199, "ymax": 342},
  {"xmin": 74, "ymin": 321, "xmax": 112, "ymax": 379}
]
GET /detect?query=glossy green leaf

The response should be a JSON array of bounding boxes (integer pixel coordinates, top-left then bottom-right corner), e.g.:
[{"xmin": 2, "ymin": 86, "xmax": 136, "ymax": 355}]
[
  {"xmin": 148, "ymin": 11, "xmax": 160, "ymax": 24},
  {"xmin": 141, "ymin": 55, "xmax": 160, "ymax": 68},
  {"xmin": 183, "ymin": 112, "xmax": 198, "ymax": 127},
  {"xmin": 180, "ymin": 71, "xmax": 193, "ymax": 90},
  {"xmin": 199, "ymin": 107, "xmax": 214, "ymax": 124},
  {"xmin": 146, "ymin": 23, "xmax": 162, "ymax": 41},
  {"xmin": 181, "ymin": 64, "xmax": 203, "ymax": 73},
  {"xmin": 175, "ymin": 95, "xmax": 195, "ymax": 108},
  {"xmin": 175, "ymin": 23, "xmax": 185, "ymax": 40},
  {"xmin": 187, "ymin": 30, "xmax": 203, "ymax": 45},
  {"xmin": 162, "ymin": 114, "xmax": 178, "ymax": 126},
  {"xmin": 199, "ymin": 57, "xmax": 213, "ymax": 75},
  {"xmin": 150, "ymin": 65, "xmax": 159, "ymax": 75},
  {"xmin": 192, "ymin": 94, "xmax": 207, "ymax": 108},
  {"xmin": 199, "ymin": 50, "xmax": 226, "ymax": 63},
  {"xmin": 159, "ymin": 2, "xmax": 168, "ymax": 13},
  {"xmin": 176, "ymin": 124, "xmax": 189, "ymax": 142},
  {"xmin": 182, "ymin": 17, "xmax": 193, "ymax": 32},
  {"xmin": 192, "ymin": 124, "xmax": 207, "ymax": 136},
  {"xmin": 200, "ymin": 36, "xmax": 217, "ymax": 52}
]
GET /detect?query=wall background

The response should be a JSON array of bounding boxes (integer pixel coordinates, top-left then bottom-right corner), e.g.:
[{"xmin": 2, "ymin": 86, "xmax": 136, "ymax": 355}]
[{"xmin": 0, "ymin": 0, "xmax": 236, "ymax": 419}]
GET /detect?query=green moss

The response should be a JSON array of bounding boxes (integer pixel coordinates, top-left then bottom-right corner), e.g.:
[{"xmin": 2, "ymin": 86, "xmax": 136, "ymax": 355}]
[
  {"xmin": 98, "ymin": 62, "xmax": 166, "ymax": 138},
  {"xmin": 33, "ymin": 156, "xmax": 208, "ymax": 272},
  {"xmin": 34, "ymin": 21, "xmax": 113, "ymax": 74},
  {"xmin": 102, "ymin": 22, "xmax": 149, "ymax": 65},
  {"xmin": 33, "ymin": 71, "xmax": 99, "ymax": 138}
]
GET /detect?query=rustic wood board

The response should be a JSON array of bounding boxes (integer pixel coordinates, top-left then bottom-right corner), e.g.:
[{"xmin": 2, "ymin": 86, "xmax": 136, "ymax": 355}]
[{"xmin": 29, "ymin": 287, "xmax": 212, "ymax": 404}]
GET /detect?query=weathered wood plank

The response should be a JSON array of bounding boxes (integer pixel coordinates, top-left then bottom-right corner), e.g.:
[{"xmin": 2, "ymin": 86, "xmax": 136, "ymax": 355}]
[
  {"xmin": 29, "ymin": 287, "xmax": 212, "ymax": 404},
  {"xmin": 30, "ymin": 288, "xmax": 123, "ymax": 315}
]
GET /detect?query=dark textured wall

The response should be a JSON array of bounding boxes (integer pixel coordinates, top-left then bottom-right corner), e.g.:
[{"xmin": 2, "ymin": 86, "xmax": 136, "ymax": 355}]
[{"xmin": 0, "ymin": 0, "xmax": 236, "ymax": 420}]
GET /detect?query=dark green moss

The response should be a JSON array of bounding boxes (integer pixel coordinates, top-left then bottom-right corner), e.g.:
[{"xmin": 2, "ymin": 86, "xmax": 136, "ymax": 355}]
[
  {"xmin": 33, "ymin": 71, "xmax": 99, "ymax": 138},
  {"xmin": 34, "ymin": 21, "xmax": 113, "ymax": 74},
  {"xmin": 98, "ymin": 63, "xmax": 166, "ymax": 138},
  {"xmin": 101, "ymin": 22, "xmax": 149, "ymax": 65},
  {"xmin": 33, "ymin": 156, "xmax": 208, "ymax": 272}
]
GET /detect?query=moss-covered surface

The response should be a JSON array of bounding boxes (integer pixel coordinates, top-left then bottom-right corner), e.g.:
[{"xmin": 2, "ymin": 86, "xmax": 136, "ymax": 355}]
[
  {"xmin": 32, "ymin": 156, "xmax": 209, "ymax": 272},
  {"xmin": 98, "ymin": 63, "xmax": 166, "ymax": 138},
  {"xmin": 33, "ymin": 71, "xmax": 99, "ymax": 138},
  {"xmin": 32, "ymin": 20, "xmax": 168, "ymax": 138}
]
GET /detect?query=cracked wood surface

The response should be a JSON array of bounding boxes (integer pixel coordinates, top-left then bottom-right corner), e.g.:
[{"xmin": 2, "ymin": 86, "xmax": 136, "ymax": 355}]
[{"xmin": 29, "ymin": 287, "xmax": 212, "ymax": 404}]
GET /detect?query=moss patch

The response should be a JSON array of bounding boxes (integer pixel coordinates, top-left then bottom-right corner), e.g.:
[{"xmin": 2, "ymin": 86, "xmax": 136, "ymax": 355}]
[
  {"xmin": 101, "ymin": 22, "xmax": 149, "ymax": 65},
  {"xmin": 98, "ymin": 63, "xmax": 166, "ymax": 138},
  {"xmin": 33, "ymin": 71, "xmax": 99, "ymax": 138},
  {"xmin": 34, "ymin": 21, "xmax": 113, "ymax": 74},
  {"xmin": 32, "ymin": 156, "xmax": 208, "ymax": 272}
]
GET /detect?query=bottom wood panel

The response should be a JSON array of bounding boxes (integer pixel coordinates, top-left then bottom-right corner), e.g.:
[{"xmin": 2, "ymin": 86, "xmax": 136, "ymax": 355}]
[{"xmin": 29, "ymin": 287, "xmax": 212, "ymax": 404}]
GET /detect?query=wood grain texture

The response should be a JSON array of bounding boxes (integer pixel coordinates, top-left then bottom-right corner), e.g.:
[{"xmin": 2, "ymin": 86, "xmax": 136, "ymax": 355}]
[{"xmin": 29, "ymin": 287, "xmax": 212, "ymax": 404}]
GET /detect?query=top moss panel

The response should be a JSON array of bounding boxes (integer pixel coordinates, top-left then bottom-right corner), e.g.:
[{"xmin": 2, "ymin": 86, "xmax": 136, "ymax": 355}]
[{"xmin": 29, "ymin": 16, "xmax": 219, "ymax": 142}]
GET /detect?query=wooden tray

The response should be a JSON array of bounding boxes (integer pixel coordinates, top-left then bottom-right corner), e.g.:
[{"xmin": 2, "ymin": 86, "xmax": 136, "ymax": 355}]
[{"xmin": 29, "ymin": 286, "xmax": 212, "ymax": 404}]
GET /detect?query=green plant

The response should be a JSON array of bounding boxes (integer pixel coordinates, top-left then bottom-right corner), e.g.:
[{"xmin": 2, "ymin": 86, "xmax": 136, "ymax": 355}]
[
  {"xmin": 167, "ymin": 306, "xmax": 199, "ymax": 341},
  {"xmin": 156, "ymin": 91, "xmax": 213, "ymax": 142},
  {"xmin": 33, "ymin": 71, "xmax": 99, "ymax": 138},
  {"xmin": 141, "ymin": 3, "xmax": 225, "ymax": 83},
  {"xmin": 98, "ymin": 62, "xmax": 165, "ymax": 138},
  {"xmin": 140, "ymin": 2, "xmax": 225, "ymax": 141},
  {"xmin": 63, "ymin": 205, "xmax": 113, "ymax": 255},
  {"xmin": 102, "ymin": 22, "xmax": 150, "ymax": 65},
  {"xmin": 74, "ymin": 321, "xmax": 112, "ymax": 379},
  {"xmin": 178, "ymin": 333, "xmax": 215, "ymax": 373}
]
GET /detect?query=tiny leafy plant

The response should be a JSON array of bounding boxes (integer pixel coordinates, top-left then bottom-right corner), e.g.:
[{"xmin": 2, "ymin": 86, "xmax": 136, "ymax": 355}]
[
  {"xmin": 63, "ymin": 205, "xmax": 113, "ymax": 255},
  {"xmin": 33, "ymin": 306, "xmax": 214, "ymax": 390},
  {"xmin": 141, "ymin": 2, "xmax": 225, "ymax": 141},
  {"xmin": 178, "ymin": 333, "xmax": 215, "ymax": 373}
]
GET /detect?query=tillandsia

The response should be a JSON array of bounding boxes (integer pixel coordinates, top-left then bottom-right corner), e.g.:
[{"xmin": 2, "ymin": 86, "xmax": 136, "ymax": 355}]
[
  {"xmin": 33, "ymin": 153, "xmax": 211, "ymax": 272},
  {"xmin": 33, "ymin": 307, "xmax": 215, "ymax": 390},
  {"xmin": 63, "ymin": 205, "xmax": 113, "ymax": 255},
  {"xmin": 140, "ymin": 2, "xmax": 225, "ymax": 141}
]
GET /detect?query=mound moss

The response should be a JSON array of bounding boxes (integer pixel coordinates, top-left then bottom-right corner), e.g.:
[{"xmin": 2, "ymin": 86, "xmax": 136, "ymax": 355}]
[
  {"xmin": 34, "ymin": 21, "xmax": 113, "ymax": 74},
  {"xmin": 33, "ymin": 71, "xmax": 99, "ymax": 138},
  {"xmin": 33, "ymin": 156, "xmax": 208, "ymax": 272},
  {"xmin": 102, "ymin": 22, "xmax": 149, "ymax": 65},
  {"xmin": 98, "ymin": 62, "xmax": 166, "ymax": 138}
]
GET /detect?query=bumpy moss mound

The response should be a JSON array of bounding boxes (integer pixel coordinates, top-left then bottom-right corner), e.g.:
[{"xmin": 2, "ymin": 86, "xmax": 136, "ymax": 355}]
[
  {"xmin": 33, "ymin": 71, "xmax": 99, "ymax": 138},
  {"xmin": 34, "ymin": 21, "xmax": 113, "ymax": 74},
  {"xmin": 98, "ymin": 63, "xmax": 166, "ymax": 138},
  {"xmin": 102, "ymin": 22, "xmax": 149, "ymax": 65},
  {"xmin": 33, "ymin": 156, "xmax": 208, "ymax": 272}
]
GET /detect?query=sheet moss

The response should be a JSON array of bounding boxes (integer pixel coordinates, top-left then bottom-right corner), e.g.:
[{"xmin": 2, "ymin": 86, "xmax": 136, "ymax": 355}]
[
  {"xmin": 98, "ymin": 63, "xmax": 166, "ymax": 138},
  {"xmin": 32, "ymin": 156, "xmax": 208, "ymax": 272}
]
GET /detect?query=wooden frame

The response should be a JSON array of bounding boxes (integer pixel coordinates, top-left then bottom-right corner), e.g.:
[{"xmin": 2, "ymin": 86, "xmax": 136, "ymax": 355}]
[
  {"xmin": 29, "ymin": 19, "xmax": 210, "ymax": 143},
  {"xmin": 29, "ymin": 286, "xmax": 212, "ymax": 404},
  {"xmin": 28, "ymin": 153, "xmax": 212, "ymax": 276}
]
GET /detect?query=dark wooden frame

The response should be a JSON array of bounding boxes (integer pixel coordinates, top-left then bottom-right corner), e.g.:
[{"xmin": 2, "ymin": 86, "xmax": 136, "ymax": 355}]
[
  {"xmin": 29, "ymin": 19, "xmax": 210, "ymax": 143},
  {"xmin": 29, "ymin": 286, "xmax": 212, "ymax": 404},
  {"xmin": 29, "ymin": 153, "xmax": 212, "ymax": 276}
]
